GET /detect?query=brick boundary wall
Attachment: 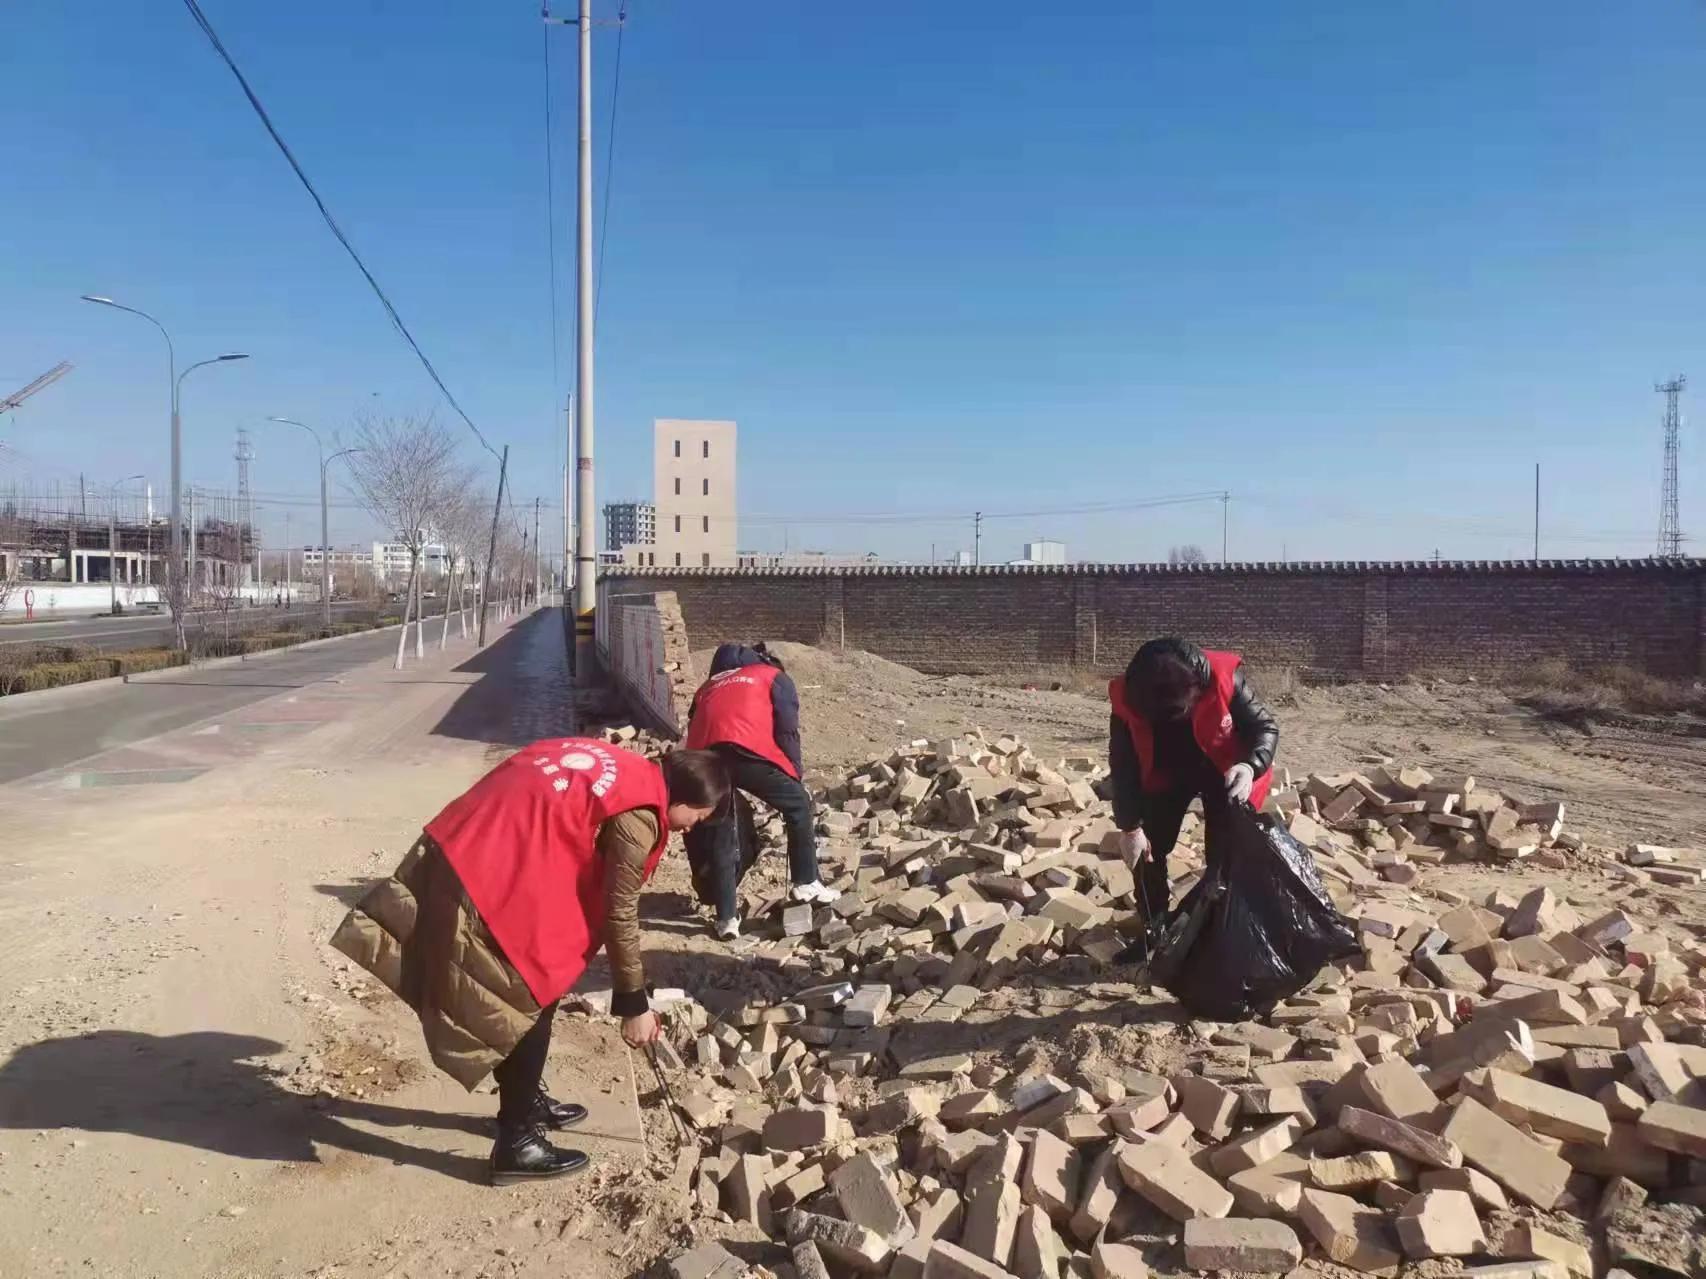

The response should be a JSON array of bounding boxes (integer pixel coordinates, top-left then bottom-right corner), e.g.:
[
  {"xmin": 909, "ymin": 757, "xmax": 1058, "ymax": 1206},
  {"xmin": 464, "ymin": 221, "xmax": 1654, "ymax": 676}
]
[{"xmin": 598, "ymin": 559, "xmax": 1706, "ymax": 682}]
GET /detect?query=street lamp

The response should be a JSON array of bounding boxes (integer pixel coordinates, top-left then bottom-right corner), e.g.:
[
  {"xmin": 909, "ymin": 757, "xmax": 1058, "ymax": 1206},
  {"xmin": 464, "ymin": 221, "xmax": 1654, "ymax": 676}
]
[
  {"xmin": 81, "ymin": 294, "xmax": 248, "ymax": 649},
  {"xmin": 321, "ymin": 447, "xmax": 365, "ymax": 619},
  {"xmin": 107, "ymin": 475, "xmax": 144, "ymax": 615},
  {"xmin": 264, "ymin": 418, "xmax": 362, "ymax": 631}
]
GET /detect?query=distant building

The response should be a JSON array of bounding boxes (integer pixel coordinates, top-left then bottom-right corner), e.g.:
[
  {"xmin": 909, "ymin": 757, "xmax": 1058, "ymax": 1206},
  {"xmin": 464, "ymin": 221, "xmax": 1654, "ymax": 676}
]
[
  {"xmin": 603, "ymin": 501, "xmax": 656, "ymax": 554},
  {"xmin": 652, "ymin": 419, "xmax": 737, "ymax": 569},
  {"xmin": 371, "ymin": 539, "xmax": 448, "ymax": 583},
  {"xmin": 736, "ymin": 550, "xmax": 882, "ymax": 569},
  {"xmin": 1010, "ymin": 539, "xmax": 1066, "ymax": 566},
  {"xmin": 951, "ymin": 550, "xmax": 975, "ymax": 567},
  {"xmin": 300, "ymin": 545, "xmax": 372, "ymax": 572},
  {"xmin": 301, "ymin": 538, "xmax": 446, "ymax": 585}
]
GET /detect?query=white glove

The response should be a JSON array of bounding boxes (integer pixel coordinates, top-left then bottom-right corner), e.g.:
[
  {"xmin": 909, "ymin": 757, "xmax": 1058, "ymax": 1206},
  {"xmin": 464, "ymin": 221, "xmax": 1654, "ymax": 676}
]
[
  {"xmin": 1116, "ymin": 828, "xmax": 1150, "ymax": 867},
  {"xmin": 1224, "ymin": 763, "xmax": 1255, "ymax": 804}
]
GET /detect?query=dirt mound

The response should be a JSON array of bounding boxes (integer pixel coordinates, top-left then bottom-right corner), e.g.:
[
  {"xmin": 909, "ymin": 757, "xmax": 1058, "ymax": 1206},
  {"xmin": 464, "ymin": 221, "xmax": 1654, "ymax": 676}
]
[{"xmin": 688, "ymin": 642, "xmax": 1108, "ymax": 773}]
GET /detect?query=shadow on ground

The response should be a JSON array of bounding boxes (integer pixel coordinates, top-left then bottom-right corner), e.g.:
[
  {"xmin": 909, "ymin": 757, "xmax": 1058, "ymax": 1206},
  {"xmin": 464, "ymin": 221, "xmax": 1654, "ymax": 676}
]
[
  {"xmin": 431, "ymin": 608, "xmax": 578, "ymax": 747},
  {"xmin": 0, "ymin": 1030, "xmax": 488, "ymax": 1183},
  {"xmin": 314, "ymin": 880, "xmax": 371, "ymax": 907}
]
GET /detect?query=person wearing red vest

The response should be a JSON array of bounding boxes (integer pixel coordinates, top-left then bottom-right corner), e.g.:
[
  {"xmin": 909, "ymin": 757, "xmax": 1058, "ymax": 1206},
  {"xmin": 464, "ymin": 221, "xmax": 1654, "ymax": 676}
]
[
  {"xmin": 1107, "ymin": 637, "xmax": 1279, "ymax": 941},
  {"xmin": 331, "ymin": 739, "xmax": 728, "ymax": 1185},
  {"xmin": 684, "ymin": 642, "xmax": 839, "ymax": 939}
]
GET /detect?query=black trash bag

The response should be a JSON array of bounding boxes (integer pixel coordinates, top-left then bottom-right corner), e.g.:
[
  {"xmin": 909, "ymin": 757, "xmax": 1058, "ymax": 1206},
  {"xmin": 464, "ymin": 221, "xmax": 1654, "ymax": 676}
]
[
  {"xmin": 684, "ymin": 791, "xmax": 760, "ymax": 909},
  {"xmin": 1156, "ymin": 801, "xmax": 1360, "ymax": 1021}
]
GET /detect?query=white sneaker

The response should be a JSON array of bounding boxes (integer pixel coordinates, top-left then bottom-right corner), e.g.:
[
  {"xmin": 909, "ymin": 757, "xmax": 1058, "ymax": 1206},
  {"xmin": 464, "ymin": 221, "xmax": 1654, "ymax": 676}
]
[
  {"xmin": 791, "ymin": 880, "xmax": 841, "ymax": 905},
  {"xmin": 715, "ymin": 917, "xmax": 741, "ymax": 941}
]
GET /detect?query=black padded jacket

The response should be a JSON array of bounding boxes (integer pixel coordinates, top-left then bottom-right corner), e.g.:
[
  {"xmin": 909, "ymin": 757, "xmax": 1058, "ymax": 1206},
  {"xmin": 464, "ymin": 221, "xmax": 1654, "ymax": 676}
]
[{"xmin": 1108, "ymin": 650, "xmax": 1279, "ymax": 831}]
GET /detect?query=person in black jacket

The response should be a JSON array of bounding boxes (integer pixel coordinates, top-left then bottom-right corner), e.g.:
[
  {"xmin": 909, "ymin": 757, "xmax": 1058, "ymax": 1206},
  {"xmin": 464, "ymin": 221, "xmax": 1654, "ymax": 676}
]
[
  {"xmin": 1107, "ymin": 637, "xmax": 1279, "ymax": 934},
  {"xmin": 684, "ymin": 642, "xmax": 837, "ymax": 939}
]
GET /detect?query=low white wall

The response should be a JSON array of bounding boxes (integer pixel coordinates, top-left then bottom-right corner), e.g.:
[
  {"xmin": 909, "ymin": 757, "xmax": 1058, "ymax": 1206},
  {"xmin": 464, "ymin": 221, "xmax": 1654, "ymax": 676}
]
[{"xmin": 0, "ymin": 583, "xmax": 313, "ymax": 620}]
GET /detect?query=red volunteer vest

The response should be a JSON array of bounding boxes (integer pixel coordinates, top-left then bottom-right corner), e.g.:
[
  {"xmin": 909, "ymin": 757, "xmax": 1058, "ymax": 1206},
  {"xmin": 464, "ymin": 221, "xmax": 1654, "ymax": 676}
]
[
  {"xmin": 424, "ymin": 738, "xmax": 670, "ymax": 1006},
  {"xmin": 1108, "ymin": 649, "xmax": 1273, "ymax": 810},
  {"xmin": 685, "ymin": 664, "xmax": 800, "ymax": 779}
]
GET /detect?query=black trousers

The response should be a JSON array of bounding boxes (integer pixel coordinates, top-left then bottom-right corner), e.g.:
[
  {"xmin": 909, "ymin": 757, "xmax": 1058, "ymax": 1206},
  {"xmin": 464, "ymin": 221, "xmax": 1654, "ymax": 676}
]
[
  {"xmin": 700, "ymin": 746, "xmax": 819, "ymax": 921},
  {"xmin": 1137, "ymin": 779, "xmax": 1233, "ymax": 918},
  {"xmin": 492, "ymin": 1000, "xmax": 559, "ymax": 1130}
]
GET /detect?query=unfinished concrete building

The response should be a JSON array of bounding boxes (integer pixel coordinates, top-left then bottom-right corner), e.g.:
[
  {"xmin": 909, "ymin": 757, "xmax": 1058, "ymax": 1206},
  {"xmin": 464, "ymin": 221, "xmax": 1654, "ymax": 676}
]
[{"xmin": 0, "ymin": 485, "xmax": 255, "ymax": 597}]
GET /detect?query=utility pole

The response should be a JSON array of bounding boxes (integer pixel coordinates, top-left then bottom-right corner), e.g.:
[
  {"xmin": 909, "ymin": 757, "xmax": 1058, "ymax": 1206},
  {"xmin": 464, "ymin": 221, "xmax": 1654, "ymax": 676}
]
[
  {"xmin": 236, "ymin": 427, "xmax": 255, "ymax": 592},
  {"xmin": 478, "ymin": 446, "xmax": 510, "ymax": 647},
  {"xmin": 1657, "ymin": 376, "xmax": 1686, "ymax": 557},
  {"xmin": 534, "ymin": 497, "xmax": 542, "ymax": 607},
  {"xmin": 573, "ymin": 0, "xmax": 597, "ymax": 666},
  {"xmin": 187, "ymin": 486, "xmax": 197, "ymax": 606},
  {"xmin": 285, "ymin": 509, "xmax": 292, "ymax": 599},
  {"xmin": 1220, "ymin": 491, "xmax": 1230, "ymax": 564},
  {"xmin": 973, "ymin": 512, "xmax": 982, "ymax": 566},
  {"xmin": 108, "ymin": 496, "xmax": 117, "ymax": 613},
  {"xmin": 562, "ymin": 395, "xmax": 572, "ymax": 601},
  {"xmin": 519, "ymin": 526, "xmax": 531, "ymax": 616},
  {"xmin": 1533, "ymin": 463, "xmax": 1540, "ymax": 562}
]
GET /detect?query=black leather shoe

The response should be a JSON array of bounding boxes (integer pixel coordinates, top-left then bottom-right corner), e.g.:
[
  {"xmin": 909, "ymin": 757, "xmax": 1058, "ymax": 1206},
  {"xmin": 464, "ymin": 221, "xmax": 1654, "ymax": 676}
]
[
  {"xmin": 490, "ymin": 1124, "xmax": 590, "ymax": 1186},
  {"xmin": 532, "ymin": 1089, "xmax": 588, "ymax": 1130}
]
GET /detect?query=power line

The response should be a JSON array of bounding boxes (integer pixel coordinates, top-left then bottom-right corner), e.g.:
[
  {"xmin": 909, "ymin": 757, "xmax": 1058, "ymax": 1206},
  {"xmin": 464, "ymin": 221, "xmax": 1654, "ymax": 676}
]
[
  {"xmin": 178, "ymin": 0, "xmax": 502, "ymax": 463},
  {"xmin": 593, "ymin": 0, "xmax": 629, "ymax": 326},
  {"xmin": 733, "ymin": 490, "xmax": 1229, "ymax": 528}
]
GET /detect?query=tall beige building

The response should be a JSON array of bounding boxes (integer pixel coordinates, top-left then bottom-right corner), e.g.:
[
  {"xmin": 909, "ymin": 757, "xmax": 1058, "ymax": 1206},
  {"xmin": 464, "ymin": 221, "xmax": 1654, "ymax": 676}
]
[{"xmin": 652, "ymin": 418, "xmax": 736, "ymax": 568}]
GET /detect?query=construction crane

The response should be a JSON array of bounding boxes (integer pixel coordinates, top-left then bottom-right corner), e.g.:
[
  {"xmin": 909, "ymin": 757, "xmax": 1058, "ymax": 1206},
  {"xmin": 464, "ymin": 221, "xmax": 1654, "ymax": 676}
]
[{"xmin": 1, "ymin": 361, "xmax": 73, "ymax": 414}]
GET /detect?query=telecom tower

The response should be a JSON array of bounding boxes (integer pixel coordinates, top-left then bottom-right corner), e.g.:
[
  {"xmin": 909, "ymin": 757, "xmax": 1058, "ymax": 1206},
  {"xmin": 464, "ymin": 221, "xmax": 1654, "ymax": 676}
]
[
  {"xmin": 1656, "ymin": 377, "xmax": 1685, "ymax": 558},
  {"xmin": 236, "ymin": 427, "xmax": 256, "ymax": 585}
]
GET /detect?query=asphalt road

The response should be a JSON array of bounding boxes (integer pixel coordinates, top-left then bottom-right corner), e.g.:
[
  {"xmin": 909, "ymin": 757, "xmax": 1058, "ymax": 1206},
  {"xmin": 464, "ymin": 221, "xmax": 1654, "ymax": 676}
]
[
  {"xmin": 0, "ymin": 602, "xmax": 375, "ymax": 652},
  {"xmin": 0, "ymin": 628, "xmax": 403, "ymax": 785}
]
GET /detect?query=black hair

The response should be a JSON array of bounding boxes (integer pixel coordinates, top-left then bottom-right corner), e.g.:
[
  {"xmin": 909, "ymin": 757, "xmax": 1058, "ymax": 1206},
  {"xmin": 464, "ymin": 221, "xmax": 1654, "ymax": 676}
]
[
  {"xmin": 661, "ymin": 749, "xmax": 731, "ymax": 811},
  {"xmin": 753, "ymin": 641, "xmax": 785, "ymax": 673},
  {"xmin": 1125, "ymin": 636, "xmax": 1208, "ymax": 718}
]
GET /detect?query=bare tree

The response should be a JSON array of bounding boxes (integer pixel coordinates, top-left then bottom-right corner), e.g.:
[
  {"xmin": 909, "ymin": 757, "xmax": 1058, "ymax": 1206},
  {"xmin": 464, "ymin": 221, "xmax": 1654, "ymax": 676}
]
[
  {"xmin": 436, "ymin": 488, "xmax": 485, "ymax": 649},
  {"xmin": 342, "ymin": 412, "xmax": 468, "ymax": 669},
  {"xmin": 202, "ymin": 573, "xmax": 243, "ymax": 654},
  {"xmin": 1169, "ymin": 544, "xmax": 1208, "ymax": 565}
]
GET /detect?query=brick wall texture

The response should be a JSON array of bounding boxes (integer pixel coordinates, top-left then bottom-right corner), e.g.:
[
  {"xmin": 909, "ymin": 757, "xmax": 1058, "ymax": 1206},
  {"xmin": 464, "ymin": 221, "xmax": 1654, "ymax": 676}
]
[{"xmin": 597, "ymin": 560, "xmax": 1706, "ymax": 681}]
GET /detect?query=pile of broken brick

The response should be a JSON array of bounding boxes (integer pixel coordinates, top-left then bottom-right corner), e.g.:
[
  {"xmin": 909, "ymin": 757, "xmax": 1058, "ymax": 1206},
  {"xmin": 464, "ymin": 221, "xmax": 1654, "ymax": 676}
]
[{"xmin": 649, "ymin": 732, "xmax": 1706, "ymax": 1279}]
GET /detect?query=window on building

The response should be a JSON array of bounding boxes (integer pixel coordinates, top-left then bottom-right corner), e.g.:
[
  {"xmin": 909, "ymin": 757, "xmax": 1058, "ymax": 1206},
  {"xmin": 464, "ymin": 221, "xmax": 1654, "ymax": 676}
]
[
  {"xmin": 674, "ymin": 552, "xmax": 681, "ymax": 567},
  {"xmin": 702, "ymin": 516, "xmax": 709, "ymax": 533},
  {"xmin": 674, "ymin": 515, "xmax": 681, "ymax": 533},
  {"xmin": 674, "ymin": 478, "xmax": 681, "ymax": 496},
  {"xmin": 702, "ymin": 552, "xmax": 710, "ymax": 567},
  {"xmin": 702, "ymin": 440, "xmax": 709, "ymax": 459},
  {"xmin": 673, "ymin": 439, "xmax": 681, "ymax": 458},
  {"xmin": 702, "ymin": 478, "xmax": 709, "ymax": 497}
]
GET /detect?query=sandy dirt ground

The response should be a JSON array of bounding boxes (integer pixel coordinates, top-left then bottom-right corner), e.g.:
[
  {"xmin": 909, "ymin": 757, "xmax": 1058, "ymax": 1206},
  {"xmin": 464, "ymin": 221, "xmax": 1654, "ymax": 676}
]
[{"xmin": 0, "ymin": 627, "xmax": 1702, "ymax": 1278}]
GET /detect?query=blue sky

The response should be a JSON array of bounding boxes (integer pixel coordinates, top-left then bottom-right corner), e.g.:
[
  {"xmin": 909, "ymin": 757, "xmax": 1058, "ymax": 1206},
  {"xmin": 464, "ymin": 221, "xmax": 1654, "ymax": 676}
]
[{"xmin": 3, "ymin": 1, "xmax": 1702, "ymax": 564}]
